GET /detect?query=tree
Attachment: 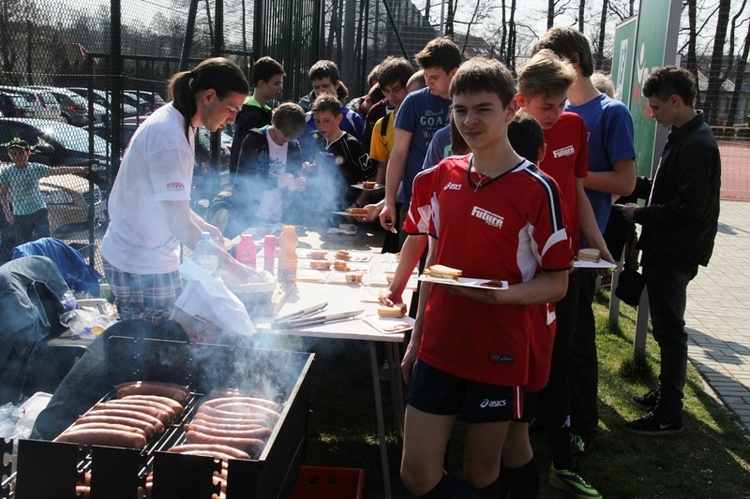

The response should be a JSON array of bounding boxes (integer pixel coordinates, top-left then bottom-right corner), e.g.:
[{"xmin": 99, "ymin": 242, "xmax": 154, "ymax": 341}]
[
  {"xmin": 727, "ymin": 3, "xmax": 749, "ymax": 125},
  {"xmin": 596, "ymin": 0, "xmax": 608, "ymax": 69},
  {"xmin": 704, "ymin": 0, "xmax": 731, "ymax": 124}
]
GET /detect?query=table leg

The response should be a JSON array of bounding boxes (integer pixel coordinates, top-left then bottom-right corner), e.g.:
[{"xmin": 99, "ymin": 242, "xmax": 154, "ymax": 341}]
[
  {"xmin": 368, "ymin": 341, "xmax": 392, "ymax": 499},
  {"xmin": 386, "ymin": 343, "xmax": 405, "ymax": 436}
]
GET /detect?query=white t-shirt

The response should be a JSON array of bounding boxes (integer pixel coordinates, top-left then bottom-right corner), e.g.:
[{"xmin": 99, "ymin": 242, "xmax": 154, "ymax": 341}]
[
  {"xmin": 100, "ymin": 104, "xmax": 195, "ymax": 274},
  {"xmin": 255, "ymin": 128, "xmax": 289, "ymax": 223}
]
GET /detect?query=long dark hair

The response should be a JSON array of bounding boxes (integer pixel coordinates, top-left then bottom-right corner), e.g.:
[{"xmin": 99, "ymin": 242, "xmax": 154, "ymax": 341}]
[{"xmin": 168, "ymin": 57, "xmax": 249, "ymax": 136}]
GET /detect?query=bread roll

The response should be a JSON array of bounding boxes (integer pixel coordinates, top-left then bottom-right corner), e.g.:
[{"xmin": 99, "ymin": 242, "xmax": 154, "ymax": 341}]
[
  {"xmin": 424, "ymin": 264, "xmax": 462, "ymax": 280},
  {"xmin": 577, "ymin": 248, "xmax": 601, "ymax": 263},
  {"xmin": 378, "ymin": 303, "xmax": 407, "ymax": 318}
]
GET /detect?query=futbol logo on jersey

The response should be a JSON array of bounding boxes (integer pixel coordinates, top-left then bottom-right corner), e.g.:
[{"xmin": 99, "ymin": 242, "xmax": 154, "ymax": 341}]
[
  {"xmin": 471, "ymin": 206, "xmax": 504, "ymax": 229},
  {"xmin": 166, "ymin": 182, "xmax": 185, "ymax": 191},
  {"xmin": 553, "ymin": 145, "xmax": 575, "ymax": 158}
]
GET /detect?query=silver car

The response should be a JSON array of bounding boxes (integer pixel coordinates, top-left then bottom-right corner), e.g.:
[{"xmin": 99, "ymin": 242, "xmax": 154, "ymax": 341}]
[{"xmin": 0, "ymin": 86, "xmax": 61, "ymax": 121}]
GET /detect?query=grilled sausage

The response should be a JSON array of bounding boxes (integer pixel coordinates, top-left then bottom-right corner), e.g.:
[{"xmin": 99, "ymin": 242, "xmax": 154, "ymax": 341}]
[
  {"xmin": 68, "ymin": 422, "xmax": 148, "ymax": 437},
  {"xmin": 192, "ymin": 413, "xmax": 268, "ymax": 428},
  {"xmin": 74, "ymin": 414, "xmax": 157, "ymax": 437},
  {"xmin": 202, "ymin": 396, "xmax": 280, "ymax": 412},
  {"xmin": 87, "ymin": 407, "xmax": 165, "ymax": 433},
  {"xmin": 184, "ymin": 429, "xmax": 265, "ymax": 455},
  {"xmin": 116, "ymin": 381, "xmax": 189, "ymax": 402},
  {"xmin": 186, "ymin": 423, "xmax": 272, "ymax": 439},
  {"xmin": 54, "ymin": 427, "xmax": 147, "ymax": 449},
  {"xmin": 118, "ymin": 395, "xmax": 184, "ymax": 417},
  {"xmin": 98, "ymin": 400, "xmax": 173, "ymax": 423},
  {"xmin": 198, "ymin": 405, "xmax": 276, "ymax": 423},
  {"xmin": 166, "ymin": 443, "xmax": 251, "ymax": 460}
]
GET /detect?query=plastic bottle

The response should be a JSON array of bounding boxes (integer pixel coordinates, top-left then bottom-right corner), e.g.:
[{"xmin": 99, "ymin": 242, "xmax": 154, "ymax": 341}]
[
  {"xmin": 193, "ymin": 231, "xmax": 219, "ymax": 275},
  {"xmin": 278, "ymin": 225, "xmax": 298, "ymax": 282},
  {"xmin": 263, "ymin": 235, "xmax": 277, "ymax": 274},
  {"xmin": 236, "ymin": 234, "xmax": 257, "ymax": 269}
]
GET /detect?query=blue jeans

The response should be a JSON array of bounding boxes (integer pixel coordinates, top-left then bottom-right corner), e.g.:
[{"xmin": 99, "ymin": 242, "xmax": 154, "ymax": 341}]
[{"xmin": 643, "ymin": 264, "xmax": 698, "ymax": 420}]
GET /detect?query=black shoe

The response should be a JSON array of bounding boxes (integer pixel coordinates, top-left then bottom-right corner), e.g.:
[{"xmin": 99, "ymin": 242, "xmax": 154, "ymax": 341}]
[
  {"xmin": 624, "ymin": 411, "xmax": 683, "ymax": 436},
  {"xmin": 632, "ymin": 387, "xmax": 659, "ymax": 410}
]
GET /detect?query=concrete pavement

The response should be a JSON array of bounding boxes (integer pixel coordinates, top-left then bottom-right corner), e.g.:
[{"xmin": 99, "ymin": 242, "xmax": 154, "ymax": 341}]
[{"xmin": 684, "ymin": 200, "xmax": 750, "ymax": 433}]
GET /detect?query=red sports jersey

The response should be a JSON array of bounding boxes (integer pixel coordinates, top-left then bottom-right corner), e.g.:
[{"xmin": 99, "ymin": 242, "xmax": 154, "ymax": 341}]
[
  {"xmin": 540, "ymin": 112, "xmax": 589, "ymax": 252},
  {"xmin": 404, "ymin": 155, "xmax": 572, "ymax": 386},
  {"xmin": 528, "ymin": 303, "xmax": 556, "ymax": 392}
]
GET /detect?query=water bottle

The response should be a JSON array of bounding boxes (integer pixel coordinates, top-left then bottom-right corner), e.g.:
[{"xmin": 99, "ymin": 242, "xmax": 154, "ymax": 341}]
[
  {"xmin": 278, "ymin": 225, "xmax": 298, "ymax": 282},
  {"xmin": 193, "ymin": 231, "xmax": 219, "ymax": 275},
  {"xmin": 236, "ymin": 234, "xmax": 257, "ymax": 269}
]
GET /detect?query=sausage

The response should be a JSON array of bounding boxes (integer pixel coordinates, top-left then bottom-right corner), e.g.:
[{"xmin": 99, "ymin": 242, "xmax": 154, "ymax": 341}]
[
  {"xmin": 198, "ymin": 405, "xmax": 275, "ymax": 423},
  {"xmin": 172, "ymin": 450, "xmax": 235, "ymax": 464},
  {"xmin": 98, "ymin": 400, "xmax": 173, "ymax": 423},
  {"xmin": 74, "ymin": 414, "xmax": 157, "ymax": 437},
  {"xmin": 68, "ymin": 422, "xmax": 148, "ymax": 438},
  {"xmin": 116, "ymin": 381, "xmax": 189, "ymax": 402},
  {"xmin": 211, "ymin": 402, "xmax": 280, "ymax": 420},
  {"xmin": 118, "ymin": 395, "xmax": 184, "ymax": 417},
  {"xmin": 192, "ymin": 413, "xmax": 268, "ymax": 428},
  {"xmin": 54, "ymin": 427, "xmax": 147, "ymax": 449},
  {"xmin": 166, "ymin": 443, "xmax": 251, "ymax": 460},
  {"xmin": 202, "ymin": 396, "xmax": 280, "ymax": 412},
  {"xmin": 186, "ymin": 423, "xmax": 272, "ymax": 439},
  {"xmin": 184, "ymin": 429, "xmax": 265, "ymax": 455},
  {"xmin": 86, "ymin": 407, "xmax": 165, "ymax": 433}
]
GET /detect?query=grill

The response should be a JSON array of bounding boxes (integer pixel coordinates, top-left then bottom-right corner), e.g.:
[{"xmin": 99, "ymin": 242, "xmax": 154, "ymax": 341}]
[{"xmin": 9, "ymin": 336, "xmax": 314, "ymax": 499}]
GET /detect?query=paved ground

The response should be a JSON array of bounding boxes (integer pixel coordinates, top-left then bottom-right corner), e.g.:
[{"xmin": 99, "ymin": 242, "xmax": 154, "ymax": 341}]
[{"xmin": 684, "ymin": 199, "xmax": 750, "ymax": 434}]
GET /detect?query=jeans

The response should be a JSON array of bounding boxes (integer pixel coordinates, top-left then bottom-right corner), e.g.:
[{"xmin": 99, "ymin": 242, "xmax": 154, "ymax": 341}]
[
  {"xmin": 14, "ymin": 208, "xmax": 51, "ymax": 245},
  {"xmin": 643, "ymin": 264, "xmax": 698, "ymax": 420},
  {"xmin": 570, "ymin": 269, "xmax": 599, "ymax": 436}
]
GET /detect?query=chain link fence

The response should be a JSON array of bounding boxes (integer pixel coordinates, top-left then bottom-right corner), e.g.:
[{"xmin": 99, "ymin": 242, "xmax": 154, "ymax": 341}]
[{"xmin": 0, "ymin": 0, "xmax": 748, "ymax": 275}]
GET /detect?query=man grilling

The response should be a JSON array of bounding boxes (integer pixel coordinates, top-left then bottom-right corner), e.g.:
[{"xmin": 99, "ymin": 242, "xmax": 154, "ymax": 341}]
[{"xmin": 32, "ymin": 261, "xmax": 255, "ymax": 441}]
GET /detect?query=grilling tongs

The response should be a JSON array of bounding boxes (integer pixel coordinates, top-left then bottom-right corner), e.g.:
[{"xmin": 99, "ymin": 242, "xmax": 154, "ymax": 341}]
[{"xmin": 271, "ymin": 301, "xmax": 364, "ymax": 329}]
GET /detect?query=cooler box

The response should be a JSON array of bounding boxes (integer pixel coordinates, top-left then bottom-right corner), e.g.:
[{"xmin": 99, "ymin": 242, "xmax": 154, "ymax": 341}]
[{"xmin": 289, "ymin": 466, "xmax": 364, "ymax": 499}]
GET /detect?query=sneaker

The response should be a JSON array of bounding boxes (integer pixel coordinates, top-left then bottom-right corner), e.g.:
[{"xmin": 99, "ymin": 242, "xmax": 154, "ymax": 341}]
[
  {"xmin": 632, "ymin": 387, "xmax": 659, "ymax": 410},
  {"xmin": 378, "ymin": 360, "xmax": 390, "ymax": 382},
  {"xmin": 570, "ymin": 432, "xmax": 586, "ymax": 456},
  {"xmin": 624, "ymin": 411, "xmax": 683, "ymax": 435},
  {"xmin": 549, "ymin": 464, "xmax": 602, "ymax": 498}
]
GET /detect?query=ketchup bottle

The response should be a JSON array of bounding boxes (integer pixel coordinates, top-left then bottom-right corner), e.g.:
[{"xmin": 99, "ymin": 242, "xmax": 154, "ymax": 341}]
[{"xmin": 236, "ymin": 234, "xmax": 256, "ymax": 269}]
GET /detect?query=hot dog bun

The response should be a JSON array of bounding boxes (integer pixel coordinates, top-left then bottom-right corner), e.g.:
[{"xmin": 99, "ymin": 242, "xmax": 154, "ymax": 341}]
[
  {"xmin": 424, "ymin": 264, "xmax": 462, "ymax": 280},
  {"xmin": 347, "ymin": 207, "xmax": 368, "ymax": 216}
]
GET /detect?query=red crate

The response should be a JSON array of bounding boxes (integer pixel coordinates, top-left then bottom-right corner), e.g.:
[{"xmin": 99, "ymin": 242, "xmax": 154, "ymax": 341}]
[{"xmin": 289, "ymin": 466, "xmax": 365, "ymax": 499}]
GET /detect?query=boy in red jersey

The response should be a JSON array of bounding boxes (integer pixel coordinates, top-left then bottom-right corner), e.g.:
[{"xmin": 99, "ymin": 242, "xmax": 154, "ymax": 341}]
[
  {"xmin": 398, "ymin": 57, "xmax": 571, "ymax": 498},
  {"xmin": 516, "ymin": 49, "xmax": 612, "ymax": 496}
]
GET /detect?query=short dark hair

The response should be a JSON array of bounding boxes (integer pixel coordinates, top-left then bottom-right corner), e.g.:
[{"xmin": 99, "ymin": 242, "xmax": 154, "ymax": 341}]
[
  {"xmin": 308, "ymin": 60, "xmax": 340, "ymax": 85},
  {"xmin": 367, "ymin": 64, "xmax": 381, "ymax": 87},
  {"xmin": 168, "ymin": 57, "xmax": 249, "ymax": 135},
  {"xmin": 415, "ymin": 37, "xmax": 463, "ymax": 72},
  {"xmin": 311, "ymin": 93, "xmax": 341, "ymax": 116},
  {"xmin": 252, "ymin": 56, "xmax": 285, "ymax": 86},
  {"xmin": 378, "ymin": 56, "xmax": 415, "ymax": 90},
  {"xmin": 449, "ymin": 57, "xmax": 516, "ymax": 108},
  {"xmin": 507, "ymin": 110, "xmax": 544, "ymax": 164},
  {"xmin": 643, "ymin": 66, "xmax": 697, "ymax": 108},
  {"xmin": 336, "ymin": 81, "xmax": 349, "ymax": 104},
  {"xmin": 532, "ymin": 27, "xmax": 594, "ymax": 77},
  {"xmin": 272, "ymin": 102, "xmax": 306, "ymax": 140}
]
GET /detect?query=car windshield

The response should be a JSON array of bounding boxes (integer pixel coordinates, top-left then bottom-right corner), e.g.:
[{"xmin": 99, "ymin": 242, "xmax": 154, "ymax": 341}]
[{"xmin": 38, "ymin": 122, "xmax": 109, "ymax": 156}]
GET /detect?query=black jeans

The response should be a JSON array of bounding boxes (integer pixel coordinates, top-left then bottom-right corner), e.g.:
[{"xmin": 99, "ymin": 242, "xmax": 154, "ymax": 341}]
[
  {"xmin": 643, "ymin": 264, "xmax": 698, "ymax": 420},
  {"xmin": 570, "ymin": 269, "xmax": 599, "ymax": 436},
  {"xmin": 14, "ymin": 208, "xmax": 51, "ymax": 245},
  {"xmin": 539, "ymin": 269, "xmax": 581, "ymax": 469}
]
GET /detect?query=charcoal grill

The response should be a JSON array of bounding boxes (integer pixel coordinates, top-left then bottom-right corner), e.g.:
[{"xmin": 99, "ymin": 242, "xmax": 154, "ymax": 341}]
[{"xmin": 7, "ymin": 335, "xmax": 314, "ymax": 499}]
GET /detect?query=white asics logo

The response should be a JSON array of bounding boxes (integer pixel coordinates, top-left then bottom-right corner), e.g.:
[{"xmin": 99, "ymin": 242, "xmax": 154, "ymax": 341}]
[
  {"xmin": 480, "ymin": 399, "xmax": 507, "ymax": 409},
  {"xmin": 444, "ymin": 182, "xmax": 462, "ymax": 191}
]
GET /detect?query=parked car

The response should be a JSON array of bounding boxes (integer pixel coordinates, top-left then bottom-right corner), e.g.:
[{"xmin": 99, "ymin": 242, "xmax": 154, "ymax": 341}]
[
  {"xmin": 25, "ymin": 86, "xmax": 96, "ymax": 126},
  {"xmin": 0, "ymin": 118, "xmax": 110, "ymax": 237},
  {"xmin": 125, "ymin": 90, "xmax": 166, "ymax": 113},
  {"xmin": 122, "ymin": 91, "xmax": 151, "ymax": 116},
  {"xmin": 0, "ymin": 86, "xmax": 61, "ymax": 121},
  {"xmin": 67, "ymin": 88, "xmax": 139, "ymax": 118},
  {"xmin": 0, "ymin": 92, "xmax": 34, "ymax": 118}
]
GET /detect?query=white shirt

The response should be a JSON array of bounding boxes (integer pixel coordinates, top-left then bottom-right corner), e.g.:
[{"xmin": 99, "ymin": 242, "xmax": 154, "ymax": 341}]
[
  {"xmin": 101, "ymin": 103, "xmax": 195, "ymax": 274},
  {"xmin": 255, "ymin": 128, "xmax": 289, "ymax": 223}
]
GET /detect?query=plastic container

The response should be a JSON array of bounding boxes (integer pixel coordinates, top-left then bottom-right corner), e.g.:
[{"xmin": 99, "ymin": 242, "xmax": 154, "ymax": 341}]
[
  {"xmin": 236, "ymin": 234, "xmax": 257, "ymax": 269},
  {"xmin": 193, "ymin": 231, "xmax": 219, "ymax": 275},
  {"xmin": 289, "ymin": 466, "xmax": 364, "ymax": 499},
  {"xmin": 278, "ymin": 225, "xmax": 298, "ymax": 282},
  {"xmin": 263, "ymin": 235, "xmax": 277, "ymax": 274}
]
